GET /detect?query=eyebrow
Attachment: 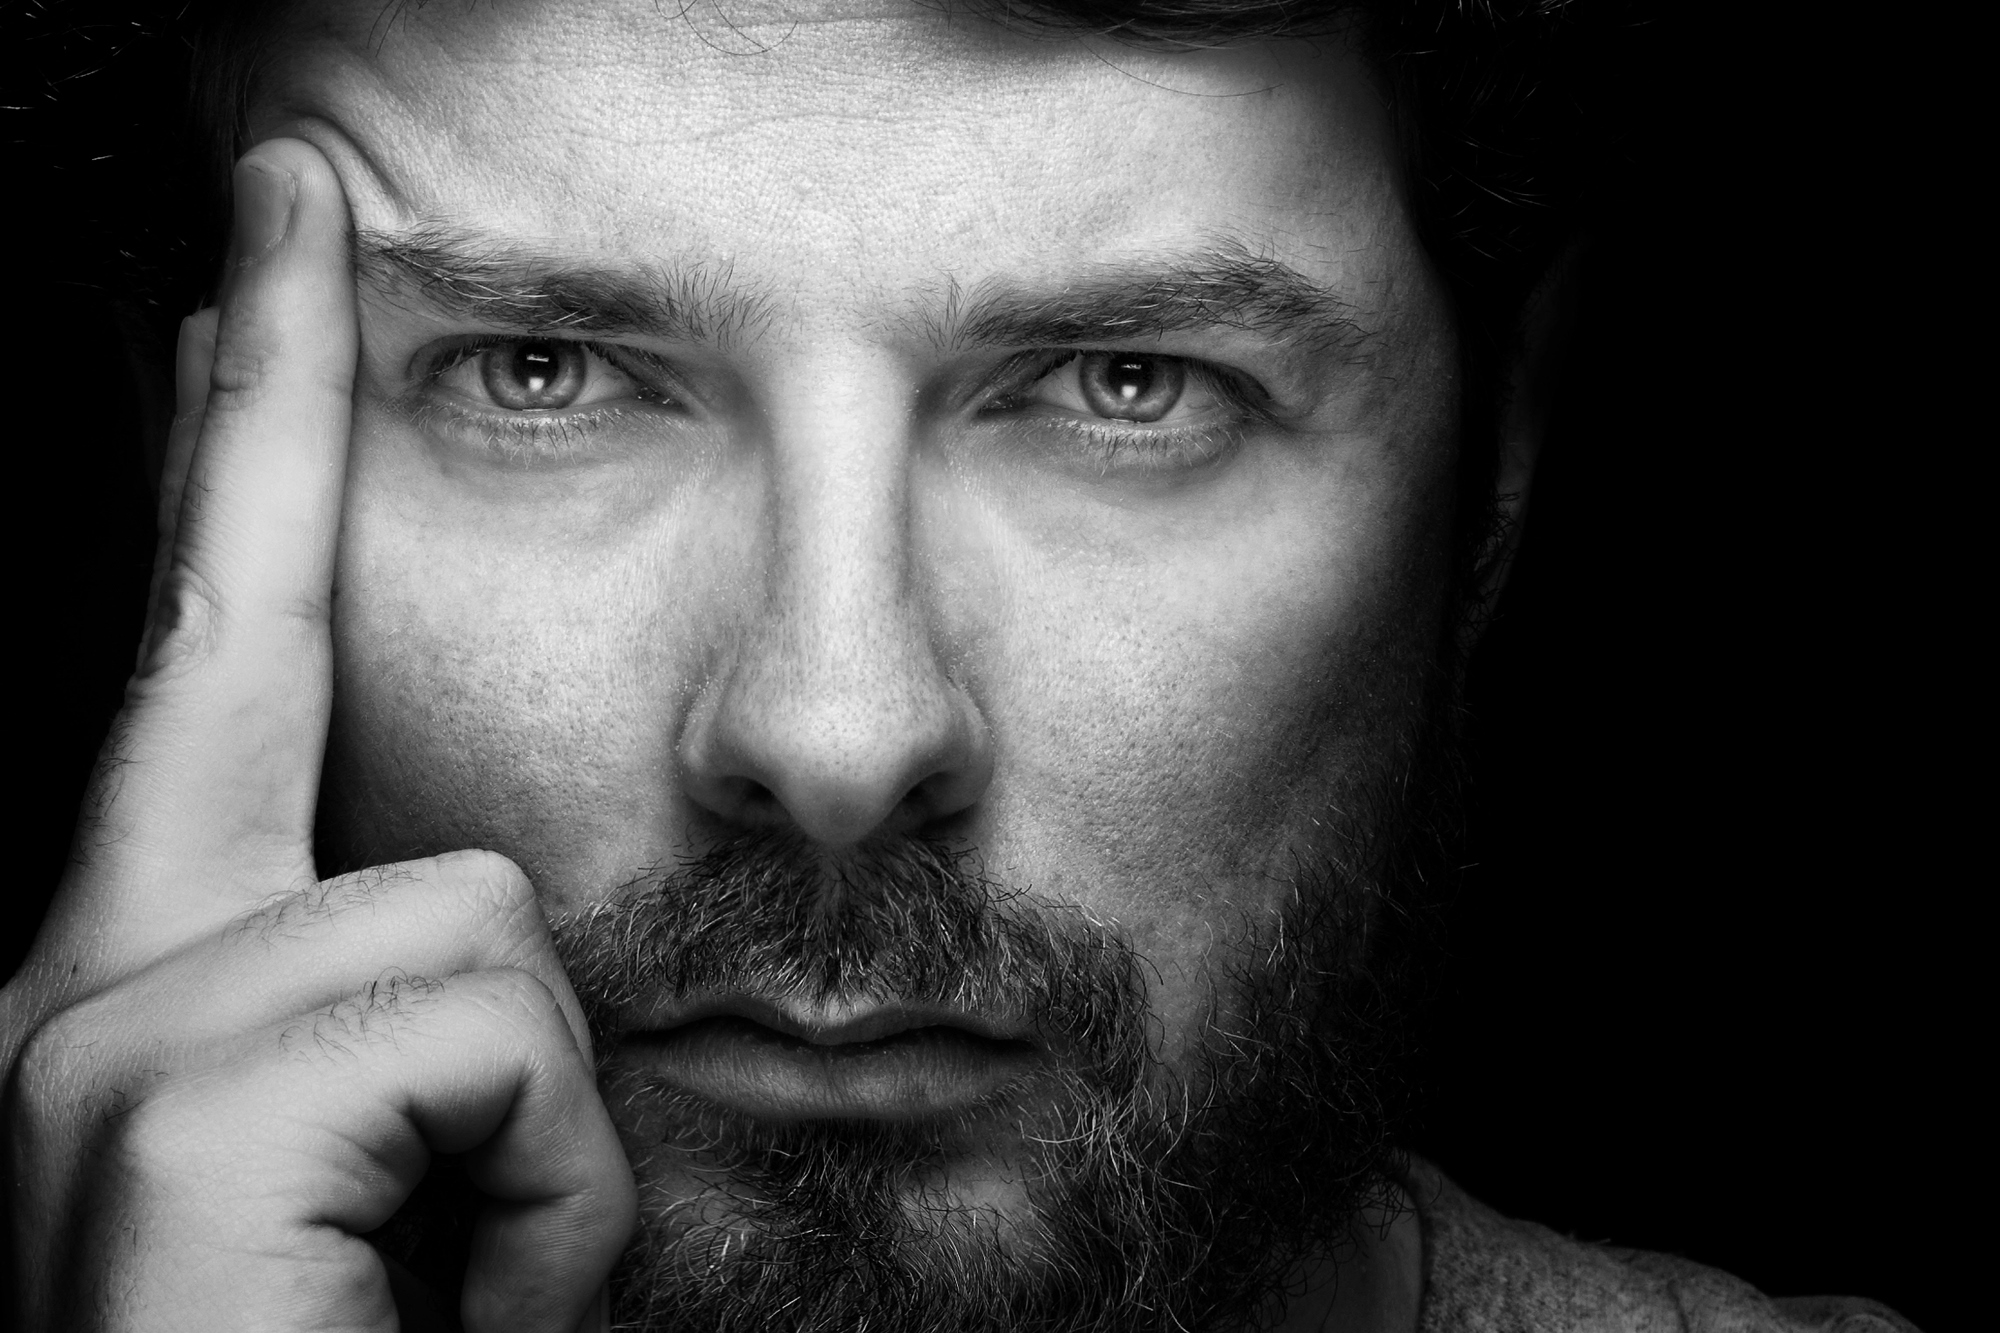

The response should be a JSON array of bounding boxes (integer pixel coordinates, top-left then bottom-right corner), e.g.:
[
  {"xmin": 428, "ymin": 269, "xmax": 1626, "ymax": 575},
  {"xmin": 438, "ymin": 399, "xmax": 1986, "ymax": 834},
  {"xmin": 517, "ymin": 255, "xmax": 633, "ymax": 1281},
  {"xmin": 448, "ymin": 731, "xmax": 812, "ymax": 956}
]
[
  {"xmin": 944, "ymin": 243, "xmax": 1367, "ymax": 358},
  {"xmin": 352, "ymin": 225, "xmax": 770, "ymax": 345},
  {"xmin": 353, "ymin": 228, "xmax": 1363, "ymax": 357}
]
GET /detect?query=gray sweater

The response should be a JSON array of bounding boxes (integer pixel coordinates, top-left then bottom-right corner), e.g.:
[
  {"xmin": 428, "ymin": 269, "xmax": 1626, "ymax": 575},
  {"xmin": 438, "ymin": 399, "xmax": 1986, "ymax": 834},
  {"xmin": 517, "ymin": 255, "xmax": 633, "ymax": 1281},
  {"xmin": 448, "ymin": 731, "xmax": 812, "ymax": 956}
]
[{"xmin": 1408, "ymin": 1160, "xmax": 1919, "ymax": 1333}]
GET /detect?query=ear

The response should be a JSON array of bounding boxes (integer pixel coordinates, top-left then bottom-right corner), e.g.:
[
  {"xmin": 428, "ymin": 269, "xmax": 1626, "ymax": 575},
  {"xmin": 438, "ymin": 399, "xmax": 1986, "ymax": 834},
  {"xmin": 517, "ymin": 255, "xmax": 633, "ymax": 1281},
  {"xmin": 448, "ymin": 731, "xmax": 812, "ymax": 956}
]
[{"xmin": 1474, "ymin": 238, "xmax": 1588, "ymax": 614}]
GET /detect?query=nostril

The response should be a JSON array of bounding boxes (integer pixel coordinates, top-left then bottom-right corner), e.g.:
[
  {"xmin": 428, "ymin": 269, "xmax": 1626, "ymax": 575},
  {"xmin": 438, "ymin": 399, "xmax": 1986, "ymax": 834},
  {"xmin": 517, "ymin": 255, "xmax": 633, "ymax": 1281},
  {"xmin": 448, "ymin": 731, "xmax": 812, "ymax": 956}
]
[
  {"xmin": 676, "ymin": 636, "xmax": 994, "ymax": 847},
  {"xmin": 896, "ymin": 736, "xmax": 990, "ymax": 836},
  {"xmin": 693, "ymin": 774, "xmax": 786, "ymax": 826},
  {"xmin": 903, "ymin": 769, "xmax": 972, "ymax": 826},
  {"xmin": 737, "ymin": 779, "xmax": 783, "ymax": 822}
]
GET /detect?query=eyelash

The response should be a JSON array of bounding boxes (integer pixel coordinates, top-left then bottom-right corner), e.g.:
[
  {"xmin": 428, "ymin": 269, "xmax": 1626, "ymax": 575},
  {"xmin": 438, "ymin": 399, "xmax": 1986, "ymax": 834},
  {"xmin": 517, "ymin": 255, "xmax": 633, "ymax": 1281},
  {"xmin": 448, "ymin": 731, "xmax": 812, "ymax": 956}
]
[
  {"xmin": 983, "ymin": 350, "xmax": 1274, "ymax": 470},
  {"xmin": 1043, "ymin": 415, "xmax": 1235, "ymax": 473},
  {"xmin": 410, "ymin": 397, "xmax": 646, "ymax": 458},
  {"xmin": 411, "ymin": 338, "xmax": 1271, "ymax": 468},
  {"xmin": 412, "ymin": 337, "xmax": 680, "ymax": 456}
]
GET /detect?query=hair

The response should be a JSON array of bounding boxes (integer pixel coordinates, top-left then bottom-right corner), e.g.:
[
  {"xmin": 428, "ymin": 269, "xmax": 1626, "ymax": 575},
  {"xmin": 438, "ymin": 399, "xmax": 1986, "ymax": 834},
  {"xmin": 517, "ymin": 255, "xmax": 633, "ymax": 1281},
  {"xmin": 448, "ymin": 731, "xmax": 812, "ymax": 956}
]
[{"xmin": 15, "ymin": 0, "xmax": 1650, "ymax": 612}]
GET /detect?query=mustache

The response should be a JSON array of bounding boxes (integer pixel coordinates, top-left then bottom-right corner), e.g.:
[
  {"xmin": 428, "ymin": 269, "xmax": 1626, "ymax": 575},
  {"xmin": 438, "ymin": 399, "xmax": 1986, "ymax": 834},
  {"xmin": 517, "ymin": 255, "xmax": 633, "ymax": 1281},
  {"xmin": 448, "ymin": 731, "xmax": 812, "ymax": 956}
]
[{"xmin": 548, "ymin": 833, "xmax": 1150, "ymax": 1064}]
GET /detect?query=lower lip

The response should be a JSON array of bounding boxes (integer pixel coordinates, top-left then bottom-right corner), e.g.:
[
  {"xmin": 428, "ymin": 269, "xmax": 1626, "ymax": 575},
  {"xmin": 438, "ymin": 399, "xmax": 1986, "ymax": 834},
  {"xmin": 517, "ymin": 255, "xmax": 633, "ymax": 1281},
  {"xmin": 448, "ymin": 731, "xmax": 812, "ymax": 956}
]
[{"xmin": 617, "ymin": 1017, "xmax": 1043, "ymax": 1122}]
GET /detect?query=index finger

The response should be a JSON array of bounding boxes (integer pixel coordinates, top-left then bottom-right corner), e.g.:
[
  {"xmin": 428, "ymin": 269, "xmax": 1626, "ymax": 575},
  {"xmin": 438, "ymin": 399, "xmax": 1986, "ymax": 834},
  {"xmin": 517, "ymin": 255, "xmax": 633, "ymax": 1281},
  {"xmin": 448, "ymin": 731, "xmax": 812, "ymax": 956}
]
[{"xmin": 29, "ymin": 139, "xmax": 357, "ymax": 989}]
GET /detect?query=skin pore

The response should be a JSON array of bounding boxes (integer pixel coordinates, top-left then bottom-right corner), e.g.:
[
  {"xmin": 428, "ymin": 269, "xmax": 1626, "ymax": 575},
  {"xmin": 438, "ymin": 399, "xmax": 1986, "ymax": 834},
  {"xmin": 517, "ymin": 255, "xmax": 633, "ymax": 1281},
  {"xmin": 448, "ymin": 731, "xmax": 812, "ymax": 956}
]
[{"xmin": 243, "ymin": 0, "xmax": 1459, "ymax": 1326}]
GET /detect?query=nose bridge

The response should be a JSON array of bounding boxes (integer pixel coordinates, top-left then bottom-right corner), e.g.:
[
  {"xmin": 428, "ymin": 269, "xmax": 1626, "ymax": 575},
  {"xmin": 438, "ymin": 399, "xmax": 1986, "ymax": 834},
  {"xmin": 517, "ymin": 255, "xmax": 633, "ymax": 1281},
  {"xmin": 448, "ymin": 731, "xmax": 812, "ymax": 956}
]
[
  {"xmin": 764, "ymin": 382, "xmax": 932, "ymax": 729},
  {"xmin": 678, "ymin": 352, "xmax": 990, "ymax": 846}
]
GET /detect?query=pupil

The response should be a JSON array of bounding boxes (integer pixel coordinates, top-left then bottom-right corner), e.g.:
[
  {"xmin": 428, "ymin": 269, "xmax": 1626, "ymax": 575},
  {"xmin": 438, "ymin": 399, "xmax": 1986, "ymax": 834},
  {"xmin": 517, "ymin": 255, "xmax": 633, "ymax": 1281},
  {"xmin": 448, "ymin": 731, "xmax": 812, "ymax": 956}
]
[
  {"xmin": 515, "ymin": 344, "xmax": 557, "ymax": 394},
  {"xmin": 1108, "ymin": 357, "xmax": 1151, "ymax": 403}
]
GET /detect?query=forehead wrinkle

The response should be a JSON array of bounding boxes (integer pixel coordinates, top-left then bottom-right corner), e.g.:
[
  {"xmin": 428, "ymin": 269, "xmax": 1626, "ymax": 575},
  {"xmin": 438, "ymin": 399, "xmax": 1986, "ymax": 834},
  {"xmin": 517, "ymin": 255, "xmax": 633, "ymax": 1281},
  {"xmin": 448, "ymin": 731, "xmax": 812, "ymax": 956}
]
[
  {"xmin": 935, "ymin": 240, "xmax": 1369, "ymax": 357},
  {"xmin": 351, "ymin": 224, "xmax": 774, "ymax": 344}
]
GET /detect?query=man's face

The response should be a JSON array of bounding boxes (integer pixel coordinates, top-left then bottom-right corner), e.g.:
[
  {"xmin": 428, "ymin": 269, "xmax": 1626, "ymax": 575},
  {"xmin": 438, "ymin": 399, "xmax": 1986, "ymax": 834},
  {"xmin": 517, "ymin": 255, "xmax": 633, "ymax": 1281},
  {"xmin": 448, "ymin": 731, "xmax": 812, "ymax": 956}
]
[{"xmin": 252, "ymin": 0, "xmax": 1461, "ymax": 1323}]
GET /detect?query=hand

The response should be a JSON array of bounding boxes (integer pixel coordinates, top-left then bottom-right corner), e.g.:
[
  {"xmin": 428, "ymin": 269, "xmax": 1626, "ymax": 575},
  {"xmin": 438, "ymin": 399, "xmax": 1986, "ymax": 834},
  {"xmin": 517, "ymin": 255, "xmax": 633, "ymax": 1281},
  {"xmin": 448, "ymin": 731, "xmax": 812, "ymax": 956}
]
[{"xmin": 0, "ymin": 139, "xmax": 636, "ymax": 1332}]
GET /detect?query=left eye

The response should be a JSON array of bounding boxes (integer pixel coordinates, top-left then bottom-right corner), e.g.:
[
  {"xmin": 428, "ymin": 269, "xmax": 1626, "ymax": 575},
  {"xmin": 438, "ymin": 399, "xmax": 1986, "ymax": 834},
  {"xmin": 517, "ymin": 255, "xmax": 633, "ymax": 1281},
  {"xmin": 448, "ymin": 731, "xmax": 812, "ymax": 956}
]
[{"xmin": 1011, "ymin": 351, "xmax": 1235, "ymax": 429}]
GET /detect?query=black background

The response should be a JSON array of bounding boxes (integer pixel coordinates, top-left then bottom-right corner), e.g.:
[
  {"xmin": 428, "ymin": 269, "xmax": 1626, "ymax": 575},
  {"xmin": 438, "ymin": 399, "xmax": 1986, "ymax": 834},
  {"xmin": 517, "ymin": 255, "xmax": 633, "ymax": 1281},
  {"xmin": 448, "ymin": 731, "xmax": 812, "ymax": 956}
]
[
  {"xmin": 4, "ymin": 4, "xmax": 1965, "ymax": 1328},
  {"xmin": 1407, "ymin": 13, "xmax": 1967, "ymax": 1330}
]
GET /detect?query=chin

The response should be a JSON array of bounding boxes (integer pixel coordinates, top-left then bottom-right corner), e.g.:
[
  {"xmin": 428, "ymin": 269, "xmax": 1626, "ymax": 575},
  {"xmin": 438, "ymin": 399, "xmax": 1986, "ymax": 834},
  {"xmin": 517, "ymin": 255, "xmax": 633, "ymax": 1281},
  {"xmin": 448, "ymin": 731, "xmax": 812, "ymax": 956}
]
[
  {"xmin": 604, "ymin": 1068, "xmax": 1064, "ymax": 1324},
  {"xmin": 599, "ymin": 1071, "xmax": 1169, "ymax": 1332}
]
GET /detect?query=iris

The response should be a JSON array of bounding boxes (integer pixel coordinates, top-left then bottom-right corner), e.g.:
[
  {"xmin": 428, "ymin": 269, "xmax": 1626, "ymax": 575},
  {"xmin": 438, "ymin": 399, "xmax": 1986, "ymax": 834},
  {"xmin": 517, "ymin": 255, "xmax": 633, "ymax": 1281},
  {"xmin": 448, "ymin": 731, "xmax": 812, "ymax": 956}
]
[
  {"xmin": 1078, "ymin": 353, "xmax": 1185, "ymax": 422},
  {"xmin": 481, "ymin": 339, "xmax": 588, "ymax": 410}
]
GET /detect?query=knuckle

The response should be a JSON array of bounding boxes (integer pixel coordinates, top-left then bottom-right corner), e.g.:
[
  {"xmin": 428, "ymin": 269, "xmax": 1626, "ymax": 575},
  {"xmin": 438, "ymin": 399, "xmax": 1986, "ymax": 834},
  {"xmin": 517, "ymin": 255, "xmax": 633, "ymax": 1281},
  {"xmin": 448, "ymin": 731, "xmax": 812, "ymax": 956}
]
[
  {"xmin": 13, "ymin": 993, "xmax": 132, "ymax": 1093},
  {"xmin": 206, "ymin": 269, "xmax": 352, "ymax": 417},
  {"xmin": 455, "ymin": 966, "xmax": 565, "ymax": 1036},
  {"xmin": 11, "ymin": 1006, "xmax": 100, "ymax": 1116},
  {"xmin": 232, "ymin": 867, "xmax": 411, "ymax": 943},
  {"xmin": 9, "ymin": 997, "xmax": 169, "ymax": 1154},
  {"xmin": 285, "ymin": 970, "xmax": 447, "ymax": 1056},
  {"xmin": 132, "ymin": 563, "xmax": 226, "ymax": 684},
  {"xmin": 204, "ymin": 327, "xmax": 280, "ymax": 403}
]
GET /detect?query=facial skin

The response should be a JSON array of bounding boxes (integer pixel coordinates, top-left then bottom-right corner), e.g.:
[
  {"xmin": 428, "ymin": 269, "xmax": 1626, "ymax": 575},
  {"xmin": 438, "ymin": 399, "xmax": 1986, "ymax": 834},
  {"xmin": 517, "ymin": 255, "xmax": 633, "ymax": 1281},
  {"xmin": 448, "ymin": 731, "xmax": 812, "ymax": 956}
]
[{"xmin": 244, "ymin": 0, "xmax": 1463, "ymax": 1325}]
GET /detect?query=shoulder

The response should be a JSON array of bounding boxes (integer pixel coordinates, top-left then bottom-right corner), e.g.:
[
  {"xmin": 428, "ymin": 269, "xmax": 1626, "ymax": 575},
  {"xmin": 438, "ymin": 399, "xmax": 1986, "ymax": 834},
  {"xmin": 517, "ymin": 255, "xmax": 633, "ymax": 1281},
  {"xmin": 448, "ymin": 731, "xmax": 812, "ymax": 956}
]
[{"xmin": 1403, "ymin": 1160, "xmax": 1919, "ymax": 1333}]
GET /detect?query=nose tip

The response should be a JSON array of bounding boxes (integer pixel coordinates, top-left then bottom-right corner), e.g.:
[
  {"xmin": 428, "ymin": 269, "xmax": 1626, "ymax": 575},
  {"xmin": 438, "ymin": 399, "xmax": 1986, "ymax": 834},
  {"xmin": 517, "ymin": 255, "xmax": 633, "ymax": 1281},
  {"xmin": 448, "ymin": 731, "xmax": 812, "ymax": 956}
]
[{"xmin": 679, "ymin": 657, "xmax": 992, "ymax": 848}]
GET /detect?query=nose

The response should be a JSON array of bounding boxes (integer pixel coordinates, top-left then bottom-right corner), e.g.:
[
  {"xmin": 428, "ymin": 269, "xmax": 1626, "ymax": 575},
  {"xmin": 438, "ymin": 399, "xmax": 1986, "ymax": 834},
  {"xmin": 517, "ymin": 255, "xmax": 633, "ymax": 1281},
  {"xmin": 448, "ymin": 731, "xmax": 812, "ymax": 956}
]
[{"xmin": 676, "ymin": 379, "xmax": 992, "ymax": 848}]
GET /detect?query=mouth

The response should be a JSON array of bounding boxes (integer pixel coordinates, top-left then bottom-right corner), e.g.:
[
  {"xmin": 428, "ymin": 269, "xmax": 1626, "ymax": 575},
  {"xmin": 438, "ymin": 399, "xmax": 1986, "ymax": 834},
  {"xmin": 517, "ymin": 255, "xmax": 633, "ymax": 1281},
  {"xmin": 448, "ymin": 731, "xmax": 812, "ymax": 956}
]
[{"xmin": 614, "ymin": 1000, "xmax": 1046, "ymax": 1122}]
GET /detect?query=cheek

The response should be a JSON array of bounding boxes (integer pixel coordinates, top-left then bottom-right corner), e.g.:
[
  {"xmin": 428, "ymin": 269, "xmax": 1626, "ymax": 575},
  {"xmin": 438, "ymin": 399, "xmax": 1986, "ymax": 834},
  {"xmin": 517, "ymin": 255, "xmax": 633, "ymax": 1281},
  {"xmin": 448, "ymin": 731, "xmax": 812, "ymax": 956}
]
[
  {"xmin": 943, "ymin": 424, "xmax": 1460, "ymax": 953},
  {"xmin": 318, "ymin": 414, "xmax": 724, "ymax": 898},
  {"xmin": 961, "ymin": 568, "xmax": 1450, "ymax": 1063}
]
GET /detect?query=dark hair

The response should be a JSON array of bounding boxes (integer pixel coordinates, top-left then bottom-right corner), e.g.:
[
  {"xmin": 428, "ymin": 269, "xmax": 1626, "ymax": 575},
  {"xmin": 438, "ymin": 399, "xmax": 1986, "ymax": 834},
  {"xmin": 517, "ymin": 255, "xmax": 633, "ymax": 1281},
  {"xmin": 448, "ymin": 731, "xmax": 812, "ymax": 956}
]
[{"xmin": 13, "ymin": 0, "xmax": 1650, "ymax": 595}]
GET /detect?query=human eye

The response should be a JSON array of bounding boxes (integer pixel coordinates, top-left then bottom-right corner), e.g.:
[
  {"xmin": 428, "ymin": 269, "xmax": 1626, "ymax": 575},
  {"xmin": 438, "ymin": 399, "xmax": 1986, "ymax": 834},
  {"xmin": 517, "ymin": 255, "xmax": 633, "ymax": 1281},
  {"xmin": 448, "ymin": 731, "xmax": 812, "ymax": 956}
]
[
  {"xmin": 411, "ymin": 335, "xmax": 685, "ymax": 458},
  {"xmin": 985, "ymin": 351, "xmax": 1270, "ymax": 474}
]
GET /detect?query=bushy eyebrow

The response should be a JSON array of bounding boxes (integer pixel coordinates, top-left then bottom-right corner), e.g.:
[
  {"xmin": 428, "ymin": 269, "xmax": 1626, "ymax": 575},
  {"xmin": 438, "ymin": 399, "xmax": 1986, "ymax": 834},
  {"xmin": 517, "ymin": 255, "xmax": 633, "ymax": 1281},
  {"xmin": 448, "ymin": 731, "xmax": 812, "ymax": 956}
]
[
  {"xmin": 351, "ymin": 225, "xmax": 770, "ymax": 345},
  {"xmin": 942, "ymin": 243, "xmax": 1367, "ymax": 357},
  {"xmin": 352, "ymin": 228, "xmax": 1362, "ymax": 356}
]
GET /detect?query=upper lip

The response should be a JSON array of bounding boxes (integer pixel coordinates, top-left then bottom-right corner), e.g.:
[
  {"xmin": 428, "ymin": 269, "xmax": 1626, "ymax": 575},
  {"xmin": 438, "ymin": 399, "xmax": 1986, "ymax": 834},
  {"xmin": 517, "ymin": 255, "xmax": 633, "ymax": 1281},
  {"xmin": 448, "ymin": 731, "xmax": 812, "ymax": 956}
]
[{"xmin": 614, "ymin": 996, "xmax": 1040, "ymax": 1048}]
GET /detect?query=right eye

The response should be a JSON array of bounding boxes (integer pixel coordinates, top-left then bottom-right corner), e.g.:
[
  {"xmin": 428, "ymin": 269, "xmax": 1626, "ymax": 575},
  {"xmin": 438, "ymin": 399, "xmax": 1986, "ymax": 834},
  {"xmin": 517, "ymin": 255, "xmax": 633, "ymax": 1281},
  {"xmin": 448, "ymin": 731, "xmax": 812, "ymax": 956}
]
[
  {"xmin": 478, "ymin": 339, "xmax": 589, "ymax": 409},
  {"xmin": 429, "ymin": 337, "xmax": 670, "ymax": 415}
]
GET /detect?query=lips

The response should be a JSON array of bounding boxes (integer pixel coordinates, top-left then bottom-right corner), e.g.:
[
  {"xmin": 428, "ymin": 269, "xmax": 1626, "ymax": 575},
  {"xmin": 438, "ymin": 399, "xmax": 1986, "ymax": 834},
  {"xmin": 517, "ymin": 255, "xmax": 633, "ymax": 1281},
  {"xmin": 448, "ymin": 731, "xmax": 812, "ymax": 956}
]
[{"xmin": 615, "ymin": 1001, "xmax": 1045, "ymax": 1122}]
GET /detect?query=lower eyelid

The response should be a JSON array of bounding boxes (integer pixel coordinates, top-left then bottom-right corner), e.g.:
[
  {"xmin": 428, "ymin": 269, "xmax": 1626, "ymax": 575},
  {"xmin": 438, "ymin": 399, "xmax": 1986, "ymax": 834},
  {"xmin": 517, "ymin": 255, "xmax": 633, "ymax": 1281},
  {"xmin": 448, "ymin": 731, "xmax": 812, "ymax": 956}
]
[
  {"xmin": 408, "ymin": 396, "xmax": 642, "ymax": 455},
  {"xmin": 1045, "ymin": 416, "xmax": 1244, "ymax": 469}
]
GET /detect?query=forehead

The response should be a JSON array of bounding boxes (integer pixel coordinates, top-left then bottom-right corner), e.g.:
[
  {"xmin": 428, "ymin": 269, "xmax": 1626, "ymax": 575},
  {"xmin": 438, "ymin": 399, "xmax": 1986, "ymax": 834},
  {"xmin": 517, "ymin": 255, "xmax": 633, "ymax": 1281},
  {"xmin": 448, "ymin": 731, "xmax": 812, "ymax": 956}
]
[{"xmin": 252, "ymin": 0, "xmax": 1405, "ymax": 293}]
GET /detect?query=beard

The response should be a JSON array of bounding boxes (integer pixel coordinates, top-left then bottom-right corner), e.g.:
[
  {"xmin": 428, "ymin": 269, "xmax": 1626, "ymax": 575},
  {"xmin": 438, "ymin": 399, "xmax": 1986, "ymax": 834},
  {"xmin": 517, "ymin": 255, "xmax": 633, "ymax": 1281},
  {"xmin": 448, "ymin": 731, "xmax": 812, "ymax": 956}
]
[
  {"xmin": 544, "ymin": 762, "xmax": 1445, "ymax": 1333},
  {"xmin": 344, "ymin": 605, "xmax": 1467, "ymax": 1331}
]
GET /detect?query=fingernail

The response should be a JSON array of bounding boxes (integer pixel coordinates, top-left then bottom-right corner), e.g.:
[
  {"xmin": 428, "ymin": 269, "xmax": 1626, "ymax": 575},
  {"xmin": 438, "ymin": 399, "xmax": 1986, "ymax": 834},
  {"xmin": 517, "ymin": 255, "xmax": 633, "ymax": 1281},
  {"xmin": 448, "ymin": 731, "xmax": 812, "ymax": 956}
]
[{"xmin": 232, "ymin": 152, "xmax": 298, "ymax": 264}]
